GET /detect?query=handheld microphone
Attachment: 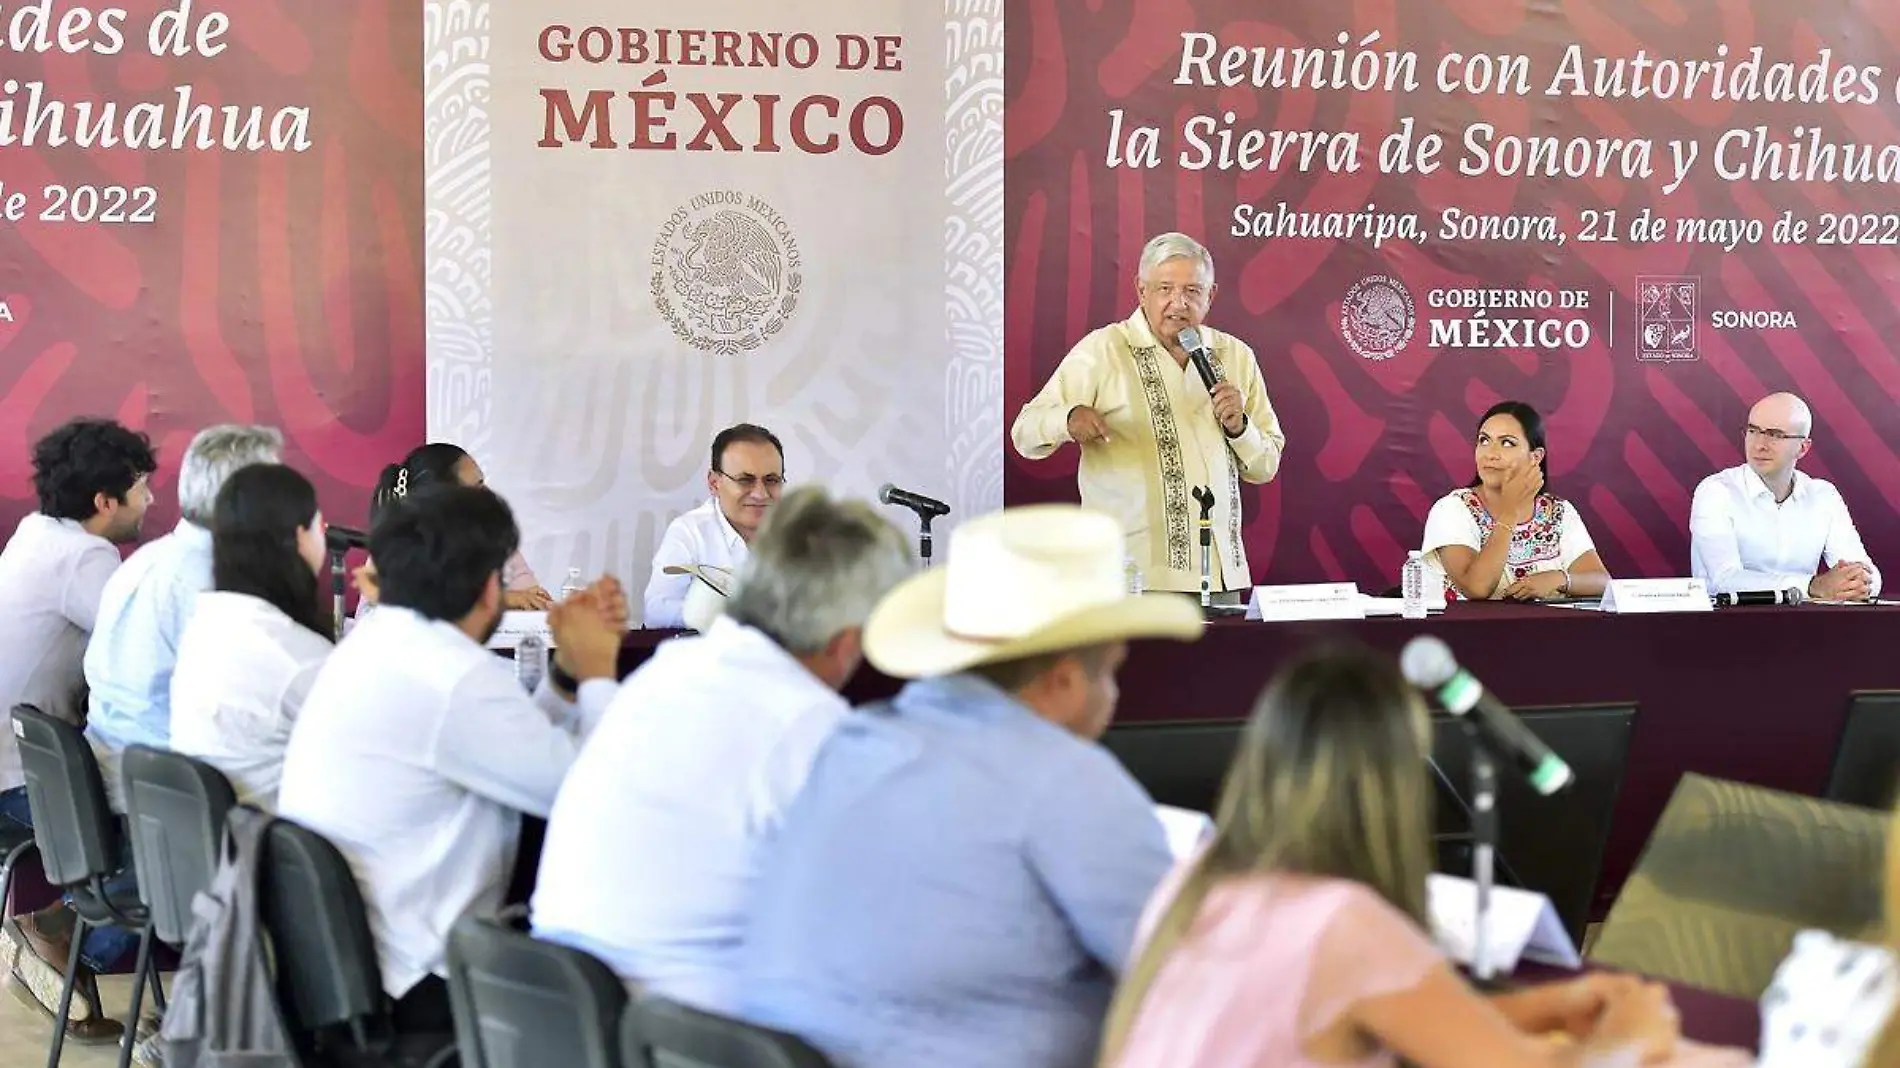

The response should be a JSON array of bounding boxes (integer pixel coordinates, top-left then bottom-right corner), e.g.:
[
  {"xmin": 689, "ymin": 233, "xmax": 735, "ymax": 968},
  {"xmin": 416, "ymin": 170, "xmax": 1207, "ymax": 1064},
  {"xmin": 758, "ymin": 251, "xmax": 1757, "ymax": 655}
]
[
  {"xmin": 1713, "ymin": 588, "xmax": 1805, "ymax": 607},
  {"xmin": 1400, "ymin": 635, "xmax": 1574, "ymax": 797},
  {"xmin": 325, "ymin": 525, "xmax": 368, "ymax": 553},
  {"xmin": 1177, "ymin": 326, "xmax": 1220, "ymax": 393},
  {"xmin": 878, "ymin": 484, "xmax": 950, "ymax": 519}
]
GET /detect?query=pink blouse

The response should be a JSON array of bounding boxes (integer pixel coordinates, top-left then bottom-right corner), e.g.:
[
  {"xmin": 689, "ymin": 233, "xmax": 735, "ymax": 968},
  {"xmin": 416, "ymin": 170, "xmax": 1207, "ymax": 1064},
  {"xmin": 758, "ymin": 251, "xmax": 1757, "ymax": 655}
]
[{"xmin": 1110, "ymin": 871, "xmax": 1444, "ymax": 1068}]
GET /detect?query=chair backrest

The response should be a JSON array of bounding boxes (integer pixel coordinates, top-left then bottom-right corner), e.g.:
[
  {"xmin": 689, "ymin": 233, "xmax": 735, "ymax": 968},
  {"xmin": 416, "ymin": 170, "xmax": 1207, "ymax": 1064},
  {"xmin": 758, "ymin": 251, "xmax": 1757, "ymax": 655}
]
[
  {"xmin": 1591, "ymin": 773, "xmax": 1887, "ymax": 999},
  {"xmin": 623, "ymin": 997, "xmax": 835, "ymax": 1068},
  {"xmin": 122, "ymin": 745, "xmax": 239, "ymax": 944},
  {"xmin": 1826, "ymin": 690, "xmax": 1900, "ymax": 810},
  {"xmin": 10, "ymin": 704, "xmax": 121, "ymax": 888},
  {"xmin": 447, "ymin": 911, "xmax": 626, "ymax": 1068},
  {"xmin": 258, "ymin": 818, "xmax": 389, "ymax": 1037}
]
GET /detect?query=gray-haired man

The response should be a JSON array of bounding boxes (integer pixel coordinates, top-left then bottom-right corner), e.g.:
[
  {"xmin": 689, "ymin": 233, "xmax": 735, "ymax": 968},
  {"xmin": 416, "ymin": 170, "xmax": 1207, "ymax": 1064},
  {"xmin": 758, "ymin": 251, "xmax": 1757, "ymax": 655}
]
[
  {"xmin": 532, "ymin": 485, "xmax": 913, "ymax": 1013},
  {"xmin": 83, "ymin": 423, "xmax": 286, "ymax": 770},
  {"xmin": 1010, "ymin": 231, "xmax": 1286, "ymax": 596}
]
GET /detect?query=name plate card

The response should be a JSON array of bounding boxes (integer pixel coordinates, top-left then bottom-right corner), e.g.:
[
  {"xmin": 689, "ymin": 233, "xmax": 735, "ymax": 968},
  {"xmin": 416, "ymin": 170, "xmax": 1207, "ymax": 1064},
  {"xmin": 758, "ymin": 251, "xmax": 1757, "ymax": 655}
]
[
  {"xmin": 1599, "ymin": 577, "xmax": 1712, "ymax": 615},
  {"xmin": 485, "ymin": 610, "xmax": 552, "ymax": 651},
  {"xmin": 1428, "ymin": 873, "xmax": 1581, "ymax": 975},
  {"xmin": 1245, "ymin": 583, "xmax": 1365, "ymax": 622}
]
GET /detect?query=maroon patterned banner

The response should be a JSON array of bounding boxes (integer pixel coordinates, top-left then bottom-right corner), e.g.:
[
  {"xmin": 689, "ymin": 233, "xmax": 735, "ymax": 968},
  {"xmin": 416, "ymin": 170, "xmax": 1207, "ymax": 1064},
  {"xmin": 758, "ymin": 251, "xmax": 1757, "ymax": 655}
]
[
  {"xmin": 0, "ymin": 0, "xmax": 424, "ymax": 535},
  {"xmin": 1005, "ymin": 0, "xmax": 1900, "ymax": 588}
]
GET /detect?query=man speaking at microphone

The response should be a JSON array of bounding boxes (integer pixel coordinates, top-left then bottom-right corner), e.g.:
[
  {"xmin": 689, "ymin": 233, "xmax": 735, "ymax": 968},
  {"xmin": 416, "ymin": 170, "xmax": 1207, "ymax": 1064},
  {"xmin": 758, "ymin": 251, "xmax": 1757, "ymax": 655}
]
[{"xmin": 1011, "ymin": 232, "xmax": 1285, "ymax": 599}]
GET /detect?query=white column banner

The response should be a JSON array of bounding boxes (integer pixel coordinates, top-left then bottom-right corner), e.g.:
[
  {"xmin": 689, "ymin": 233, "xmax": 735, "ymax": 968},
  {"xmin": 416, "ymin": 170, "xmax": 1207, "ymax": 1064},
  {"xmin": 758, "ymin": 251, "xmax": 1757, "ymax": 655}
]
[{"xmin": 425, "ymin": 2, "xmax": 1004, "ymax": 623}]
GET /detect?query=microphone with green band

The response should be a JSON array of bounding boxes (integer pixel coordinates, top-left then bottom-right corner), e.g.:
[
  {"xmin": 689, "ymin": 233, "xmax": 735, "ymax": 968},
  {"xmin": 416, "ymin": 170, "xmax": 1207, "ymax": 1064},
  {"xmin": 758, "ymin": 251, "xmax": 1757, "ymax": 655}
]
[{"xmin": 1401, "ymin": 635, "xmax": 1574, "ymax": 797}]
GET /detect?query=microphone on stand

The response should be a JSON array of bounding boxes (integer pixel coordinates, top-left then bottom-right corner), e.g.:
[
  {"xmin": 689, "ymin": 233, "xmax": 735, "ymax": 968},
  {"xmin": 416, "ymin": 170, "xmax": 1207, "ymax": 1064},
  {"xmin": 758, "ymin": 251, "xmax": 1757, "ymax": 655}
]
[
  {"xmin": 326, "ymin": 525, "xmax": 369, "ymax": 553},
  {"xmin": 1713, "ymin": 588, "xmax": 1805, "ymax": 607},
  {"xmin": 1400, "ymin": 635, "xmax": 1574, "ymax": 797},
  {"xmin": 878, "ymin": 485, "xmax": 950, "ymax": 518},
  {"xmin": 1177, "ymin": 326, "xmax": 1220, "ymax": 392},
  {"xmin": 1402, "ymin": 634, "xmax": 1569, "ymax": 984},
  {"xmin": 324, "ymin": 525, "xmax": 369, "ymax": 641},
  {"xmin": 879, "ymin": 485, "xmax": 950, "ymax": 568}
]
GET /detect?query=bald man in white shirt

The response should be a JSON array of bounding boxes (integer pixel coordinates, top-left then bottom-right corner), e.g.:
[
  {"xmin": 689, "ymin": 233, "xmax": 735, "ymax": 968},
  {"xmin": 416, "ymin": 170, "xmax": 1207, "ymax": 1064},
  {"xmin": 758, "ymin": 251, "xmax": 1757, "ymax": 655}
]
[{"xmin": 1690, "ymin": 392, "xmax": 1880, "ymax": 601}]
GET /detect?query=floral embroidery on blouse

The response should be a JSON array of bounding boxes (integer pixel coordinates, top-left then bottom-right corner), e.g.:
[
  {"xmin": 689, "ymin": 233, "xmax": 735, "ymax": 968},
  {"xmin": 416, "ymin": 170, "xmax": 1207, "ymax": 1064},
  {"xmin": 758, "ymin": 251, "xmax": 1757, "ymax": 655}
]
[{"xmin": 1451, "ymin": 490, "xmax": 1567, "ymax": 598}]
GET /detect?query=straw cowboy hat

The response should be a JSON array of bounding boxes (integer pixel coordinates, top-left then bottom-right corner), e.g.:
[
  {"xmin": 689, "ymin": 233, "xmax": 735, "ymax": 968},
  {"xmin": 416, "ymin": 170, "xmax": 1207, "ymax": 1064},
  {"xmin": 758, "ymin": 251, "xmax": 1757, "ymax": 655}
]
[
  {"xmin": 863, "ymin": 504, "xmax": 1203, "ymax": 679},
  {"xmin": 663, "ymin": 563, "xmax": 733, "ymax": 632}
]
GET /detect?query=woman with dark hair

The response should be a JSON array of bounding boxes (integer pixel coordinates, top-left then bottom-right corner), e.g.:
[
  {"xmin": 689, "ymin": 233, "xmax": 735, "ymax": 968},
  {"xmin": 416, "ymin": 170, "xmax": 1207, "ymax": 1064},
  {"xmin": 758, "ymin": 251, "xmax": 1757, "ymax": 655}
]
[
  {"xmin": 1421, "ymin": 401, "xmax": 1610, "ymax": 601},
  {"xmin": 1098, "ymin": 647, "xmax": 1722, "ymax": 1068},
  {"xmin": 169, "ymin": 464, "xmax": 334, "ymax": 809},
  {"xmin": 363, "ymin": 443, "xmax": 554, "ymax": 610}
]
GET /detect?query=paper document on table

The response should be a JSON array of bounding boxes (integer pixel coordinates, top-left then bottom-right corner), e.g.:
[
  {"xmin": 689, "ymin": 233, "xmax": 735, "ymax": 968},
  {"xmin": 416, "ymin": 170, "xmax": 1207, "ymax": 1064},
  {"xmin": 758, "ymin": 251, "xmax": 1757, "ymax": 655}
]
[
  {"xmin": 1360, "ymin": 596, "xmax": 1404, "ymax": 617},
  {"xmin": 1154, "ymin": 805, "xmax": 1214, "ymax": 860},
  {"xmin": 1427, "ymin": 873, "xmax": 1580, "ymax": 974},
  {"xmin": 486, "ymin": 611, "xmax": 551, "ymax": 651}
]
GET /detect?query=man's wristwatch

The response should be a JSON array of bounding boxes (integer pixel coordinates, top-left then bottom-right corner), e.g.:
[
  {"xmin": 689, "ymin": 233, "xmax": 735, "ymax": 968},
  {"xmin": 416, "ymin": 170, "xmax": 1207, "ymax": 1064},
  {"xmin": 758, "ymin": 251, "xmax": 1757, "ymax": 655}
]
[{"xmin": 549, "ymin": 658, "xmax": 580, "ymax": 696}]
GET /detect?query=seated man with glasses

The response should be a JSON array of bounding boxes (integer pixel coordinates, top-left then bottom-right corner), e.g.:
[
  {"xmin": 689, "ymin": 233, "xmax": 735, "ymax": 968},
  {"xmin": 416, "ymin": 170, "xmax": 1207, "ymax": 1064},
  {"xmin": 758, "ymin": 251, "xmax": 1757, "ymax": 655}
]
[
  {"xmin": 643, "ymin": 423, "xmax": 788, "ymax": 628},
  {"xmin": 1690, "ymin": 391, "xmax": 1880, "ymax": 601}
]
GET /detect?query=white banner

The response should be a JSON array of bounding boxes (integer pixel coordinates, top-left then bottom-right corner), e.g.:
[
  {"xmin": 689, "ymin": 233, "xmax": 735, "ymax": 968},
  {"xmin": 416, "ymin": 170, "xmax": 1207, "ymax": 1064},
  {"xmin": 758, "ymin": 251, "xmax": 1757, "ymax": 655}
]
[{"xmin": 424, "ymin": 1, "xmax": 1003, "ymax": 622}]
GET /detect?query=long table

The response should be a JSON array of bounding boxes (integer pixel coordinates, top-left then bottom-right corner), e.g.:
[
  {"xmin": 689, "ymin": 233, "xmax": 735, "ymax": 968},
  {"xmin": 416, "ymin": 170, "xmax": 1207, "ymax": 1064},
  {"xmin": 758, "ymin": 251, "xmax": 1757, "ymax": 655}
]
[{"xmin": 623, "ymin": 601, "xmax": 1900, "ymax": 910}]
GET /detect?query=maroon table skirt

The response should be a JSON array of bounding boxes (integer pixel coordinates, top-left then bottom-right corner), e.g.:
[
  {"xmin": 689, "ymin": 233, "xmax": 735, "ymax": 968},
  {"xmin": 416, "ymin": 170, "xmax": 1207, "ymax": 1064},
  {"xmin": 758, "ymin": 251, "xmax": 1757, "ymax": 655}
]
[{"xmin": 624, "ymin": 600, "xmax": 1900, "ymax": 911}]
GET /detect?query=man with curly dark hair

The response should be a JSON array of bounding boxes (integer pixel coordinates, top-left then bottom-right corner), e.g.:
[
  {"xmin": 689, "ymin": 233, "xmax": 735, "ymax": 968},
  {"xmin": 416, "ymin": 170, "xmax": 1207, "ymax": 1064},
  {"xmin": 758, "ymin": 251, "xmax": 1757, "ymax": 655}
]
[{"xmin": 0, "ymin": 417, "xmax": 155, "ymax": 1042}]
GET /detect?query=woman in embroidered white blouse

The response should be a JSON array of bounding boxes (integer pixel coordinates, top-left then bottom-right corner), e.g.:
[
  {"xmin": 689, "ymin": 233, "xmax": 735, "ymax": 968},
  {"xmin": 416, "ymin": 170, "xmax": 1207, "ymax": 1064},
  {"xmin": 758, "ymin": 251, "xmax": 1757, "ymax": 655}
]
[
  {"xmin": 1422, "ymin": 401, "xmax": 1611, "ymax": 602},
  {"xmin": 169, "ymin": 464, "xmax": 335, "ymax": 810}
]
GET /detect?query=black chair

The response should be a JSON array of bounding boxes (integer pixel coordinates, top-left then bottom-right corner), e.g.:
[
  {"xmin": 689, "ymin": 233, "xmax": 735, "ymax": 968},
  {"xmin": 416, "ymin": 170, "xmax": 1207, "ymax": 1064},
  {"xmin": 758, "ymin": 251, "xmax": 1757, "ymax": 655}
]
[
  {"xmin": 0, "ymin": 813, "xmax": 34, "ymax": 926},
  {"xmin": 445, "ymin": 909, "xmax": 626, "ymax": 1068},
  {"xmin": 1101, "ymin": 703, "xmax": 1636, "ymax": 942},
  {"xmin": 119, "ymin": 745, "xmax": 238, "ymax": 1062},
  {"xmin": 623, "ymin": 997, "xmax": 834, "ymax": 1068},
  {"xmin": 11, "ymin": 704, "xmax": 152, "ymax": 1068},
  {"xmin": 1825, "ymin": 690, "xmax": 1900, "ymax": 810},
  {"xmin": 258, "ymin": 817, "xmax": 455, "ymax": 1067}
]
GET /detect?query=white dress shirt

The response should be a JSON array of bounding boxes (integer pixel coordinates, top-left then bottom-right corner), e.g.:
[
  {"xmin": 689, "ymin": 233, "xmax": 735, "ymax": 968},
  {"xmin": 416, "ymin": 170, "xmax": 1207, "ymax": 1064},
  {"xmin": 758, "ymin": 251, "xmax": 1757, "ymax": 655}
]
[
  {"xmin": 1690, "ymin": 464, "xmax": 1881, "ymax": 597},
  {"xmin": 0, "ymin": 515, "xmax": 120, "ymax": 790},
  {"xmin": 169, "ymin": 591, "xmax": 334, "ymax": 810},
  {"xmin": 532, "ymin": 616, "xmax": 847, "ymax": 1011},
  {"xmin": 642, "ymin": 499, "xmax": 748, "ymax": 629},
  {"xmin": 276, "ymin": 606, "xmax": 616, "ymax": 998}
]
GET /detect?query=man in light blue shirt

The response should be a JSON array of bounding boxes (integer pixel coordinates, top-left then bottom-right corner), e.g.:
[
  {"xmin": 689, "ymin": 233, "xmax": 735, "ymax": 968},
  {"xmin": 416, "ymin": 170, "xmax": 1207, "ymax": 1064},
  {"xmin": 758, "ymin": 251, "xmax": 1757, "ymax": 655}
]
[
  {"xmin": 83, "ymin": 423, "xmax": 283, "ymax": 794},
  {"xmin": 735, "ymin": 505, "xmax": 1204, "ymax": 1068}
]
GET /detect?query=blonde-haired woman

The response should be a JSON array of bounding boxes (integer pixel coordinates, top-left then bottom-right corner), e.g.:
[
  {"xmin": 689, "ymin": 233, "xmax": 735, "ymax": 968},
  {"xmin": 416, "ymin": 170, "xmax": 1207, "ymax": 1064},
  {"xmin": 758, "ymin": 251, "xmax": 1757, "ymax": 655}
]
[{"xmin": 1099, "ymin": 646, "xmax": 1698, "ymax": 1068}]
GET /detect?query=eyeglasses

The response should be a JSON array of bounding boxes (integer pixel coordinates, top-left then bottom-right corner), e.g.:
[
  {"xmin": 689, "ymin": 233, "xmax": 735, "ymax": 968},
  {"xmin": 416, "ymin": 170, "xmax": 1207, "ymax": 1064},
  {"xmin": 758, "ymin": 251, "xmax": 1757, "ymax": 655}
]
[
  {"xmin": 1144, "ymin": 282, "xmax": 1209, "ymax": 303},
  {"xmin": 1744, "ymin": 424, "xmax": 1806, "ymax": 443},
  {"xmin": 717, "ymin": 471, "xmax": 787, "ymax": 492}
]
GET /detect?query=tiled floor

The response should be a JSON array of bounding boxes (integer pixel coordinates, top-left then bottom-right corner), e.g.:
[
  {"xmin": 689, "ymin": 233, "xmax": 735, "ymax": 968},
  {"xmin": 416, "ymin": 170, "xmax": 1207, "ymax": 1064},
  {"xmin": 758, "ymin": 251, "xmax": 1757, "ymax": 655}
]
[{"xmin": 0, "ymin": 971, "xmax": 154, "ymax": 1067}]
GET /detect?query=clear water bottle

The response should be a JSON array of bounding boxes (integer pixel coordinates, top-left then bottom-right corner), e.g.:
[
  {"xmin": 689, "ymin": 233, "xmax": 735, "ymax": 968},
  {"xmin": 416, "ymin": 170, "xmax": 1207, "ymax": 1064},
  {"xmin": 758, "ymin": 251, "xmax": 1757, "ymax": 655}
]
[
  {"xmin": 560, "ymin": 567, "xmax": 584, "ymax": 601},
  {"xmin": 515, "ymin": 633, "xmax": 547, "ymax": 692},
  {"xmin": 1124, "ymin": 554, "xmax": 1145, "ymax": 595},
  {"xmin": 1401, "ymin": 551, "xmax": 1428, "ymax": 619}
]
